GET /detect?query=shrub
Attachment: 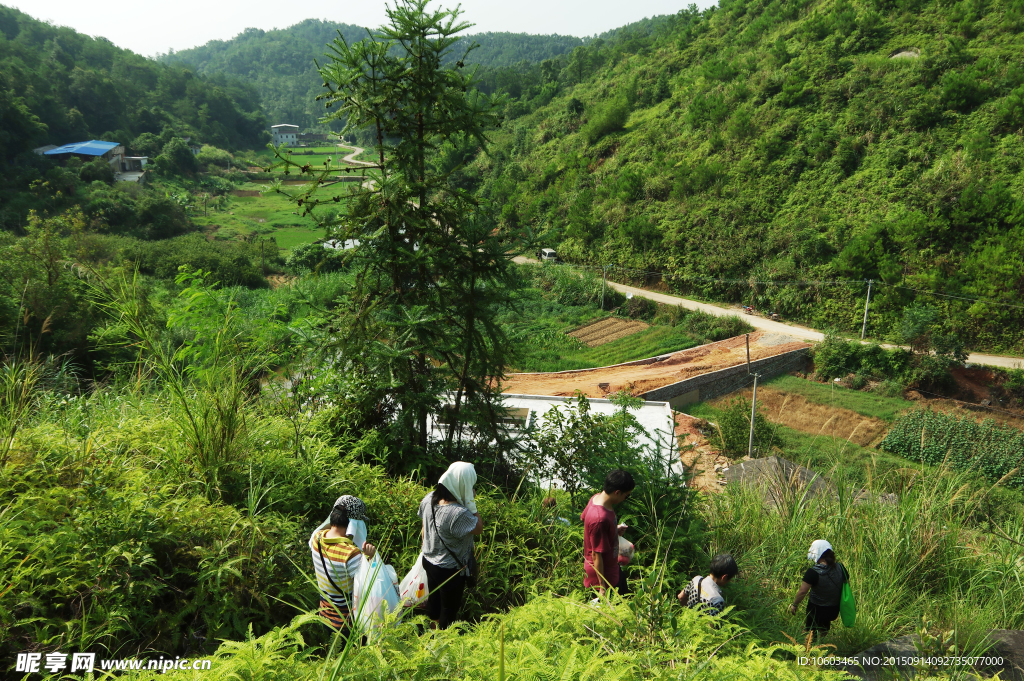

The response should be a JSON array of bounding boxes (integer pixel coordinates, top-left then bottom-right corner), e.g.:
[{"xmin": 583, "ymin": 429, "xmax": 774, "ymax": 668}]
[
  {"xmin": 710, "ymin": 396, "xmax": 783, "ymax": 458},
  {"xmin": 155, "ymin": 138, "xmax": 200, "ymax": 177},
  {"xmin": 196, "ymin": 145, "xmax": 233, "ymax": 168},
  {"xmin": 621, "ymin": 295, "xmax": 657, "ymax": 320},
  {"xmin": 286, "ymin": 241, "xmax": 347, "ymax": 274},
  {"xmin": 583, "ymin": 97, "xmax": 630, "ymax": 143},
  {"xmin": 880, "ymin": 410, "xmax": 1024, "ymax": 488},
  {"xmin": 79, "ymin": 157, "xmax": 115, "ymax": 184}
]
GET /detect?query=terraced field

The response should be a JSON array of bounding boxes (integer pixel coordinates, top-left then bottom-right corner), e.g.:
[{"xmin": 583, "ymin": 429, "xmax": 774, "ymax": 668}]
[{"xmin": 567, "ymin": 317, "xmax": 649, "ymax": 347}]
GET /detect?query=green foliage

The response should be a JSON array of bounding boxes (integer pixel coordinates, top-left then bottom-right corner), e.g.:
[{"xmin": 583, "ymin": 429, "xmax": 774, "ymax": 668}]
[
  {"xmin": 196, "ymin": 145, "xmax": 233, "ymax": 168},
  {"xmin": 285, "ymin": 241, "xmax": 347, "ymax": 274},
  {"xmin": 710, "ymin": 396, "xmax": 784, "ymax": 458},
  {"xmin": 704, "ymin": 461, "xmax": 1024, "ymax": 652},
  {"xmin": 813, "ymin": 330, "xmax": 965, "ymax": 393},
  {"xmin": 295, "ymin": 0, "xmax": 516, "ymax": 466},
  {"xmin": 161, "ymin": 592, "xmax": 844, "ymax": 681},
  {"xmin": 760, "ymin": 374, "xmax": 914, "ymax": 422},
  {"xmin": 0, "ymin": 5, "xmax": 266, "ymax": 152},
  {"xmin": 471, "ymin": 0, "xmax": 1024, "ymax": 352},
  {"xmin": 119, "ymin": 233, "xmax": 271, "ymax": 288},
  {"xmin": 156, "ymin": 138, "xmax": 201, "ymax": 177},
  {"xmin": 527, "ymin": 263, "xmax": 623, "ymax": 308},
  {"xmin": 880, "ymin": 409, "xmax": 1024, "ymax": 488},
  {"xmin": 79, "ymin": 158, "xmax": 115, "ymax": 185},
  {"xmin": 621, "ymin": 295, "xmax": 658, "ymax": 320},
  {"xmin": 162, "ymin": 20, "xmax": 583, "ymax": 129},
  {"xmin": 583, "ymin": 97, "xmax": 630, "ymax": 143}
]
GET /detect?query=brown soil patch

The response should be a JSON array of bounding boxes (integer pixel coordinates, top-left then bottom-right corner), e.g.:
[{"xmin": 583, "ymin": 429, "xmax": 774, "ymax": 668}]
[
  {"xmin": 267, "ymin": 275, "xmax": 297, "ymax": 289},
  {"xmin": 676, "ymin": 413, "xmax": 731, "ymax": 493},
  {"xmin": 951, "ymin": 366, "xmax": 995, "ymax": 402},
  {"xmin": 501, "ymin": 332, "xmax": 811, "ymax": 398},
  {"xmin": 568, "ymin": 317, "xmax": 649, "ymax": 347},
  {"xmin": 231, "ymin": 190, "xmax": 261, "ymax": 197},
  {"xmin": 715, "ymin": 388, "xmax": 888, "ymax": 447}
]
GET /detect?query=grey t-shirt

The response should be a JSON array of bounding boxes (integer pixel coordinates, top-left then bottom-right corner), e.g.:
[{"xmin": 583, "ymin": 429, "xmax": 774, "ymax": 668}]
[{"xmin": 419, "ymin": 492, "xmax": 477, "ymax": 570}]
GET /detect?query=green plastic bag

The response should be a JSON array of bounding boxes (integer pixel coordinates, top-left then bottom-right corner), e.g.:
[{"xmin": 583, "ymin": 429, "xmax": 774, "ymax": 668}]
[{"xmin": 839, "ymin": 563, "xmax": 856, "ymax": 627}]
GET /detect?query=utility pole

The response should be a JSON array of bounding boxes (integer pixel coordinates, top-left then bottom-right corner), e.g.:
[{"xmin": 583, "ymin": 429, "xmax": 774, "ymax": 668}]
[
  {"xmin": 748, "ymin": 373, "xmax": 759, "ymax": 458},
  {"xmin": 601, "ymin": 265, "xmax": 608, "ymax": 310},
  {"xmin": 860, "ymin": 279, "xmax": 873, "ymax": 340}
]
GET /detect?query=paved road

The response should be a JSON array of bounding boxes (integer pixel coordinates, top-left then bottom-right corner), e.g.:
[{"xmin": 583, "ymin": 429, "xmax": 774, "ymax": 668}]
[
  {"xmin": 337, "ymin": 144, "xmax": 374, "ymax": 167},
  {"xmin": 512, "ymin": 256, "xmax": 1024, "ymax": 369}
]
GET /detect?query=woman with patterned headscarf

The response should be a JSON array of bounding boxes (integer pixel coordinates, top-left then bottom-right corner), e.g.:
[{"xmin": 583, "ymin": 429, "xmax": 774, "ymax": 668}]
[{"xmin": 309, "ymin": 495, "xmax": 377, "ymax": 633}]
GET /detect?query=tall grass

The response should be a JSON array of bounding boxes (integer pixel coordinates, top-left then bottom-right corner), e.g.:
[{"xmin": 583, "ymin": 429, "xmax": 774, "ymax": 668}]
[
  {"xmin": 0, "ymin": 355, "xmax": 40, "ymax": 467},
  {"xmin": 89, "ymin": 268, "xmax": 269, "ymax": 499},
  {"xmin": 763, "ymin": 375, "xmax": 914, "ymax": 422},
  {"xmin": 704, "ymin": 461, "xmax": 1024, "ymax": 654}
]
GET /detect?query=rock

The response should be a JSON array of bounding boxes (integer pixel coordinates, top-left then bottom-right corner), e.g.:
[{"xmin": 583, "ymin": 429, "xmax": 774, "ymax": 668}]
[
  {"xmin": 844, "ymin": 630, "xmax": 1024, "ymax": 680},
  {"xmin": 722, "ymin": 456, "xmax": 832, "ymax": 508}
]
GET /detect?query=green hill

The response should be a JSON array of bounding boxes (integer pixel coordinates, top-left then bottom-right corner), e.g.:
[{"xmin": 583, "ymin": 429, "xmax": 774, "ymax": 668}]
[
  {"xmin": 161, "ymin": 19, "xmax": 586, "ymax": 127},
  {"xmin": 0, "ymin": 4, "xmax": 266, "ymax": 157},
  {"xmin": 467, "ymin": 0, "xmax": 1024, "ymax": 353}
]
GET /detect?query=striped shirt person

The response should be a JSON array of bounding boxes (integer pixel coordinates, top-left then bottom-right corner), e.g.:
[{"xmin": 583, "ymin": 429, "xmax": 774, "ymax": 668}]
[{"xmin": 309, "ymin": 496, "xmax": 375, "ymax": 633}]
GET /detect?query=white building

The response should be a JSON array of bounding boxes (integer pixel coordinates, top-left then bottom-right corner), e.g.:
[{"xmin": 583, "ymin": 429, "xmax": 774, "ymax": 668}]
[
  {"xmin": 271, "ymin": 124, "xmax": 300, "ymax": 146},
  {"xmin": 427, "ymin": 393, "xmax": 682, "ymax": 490}
]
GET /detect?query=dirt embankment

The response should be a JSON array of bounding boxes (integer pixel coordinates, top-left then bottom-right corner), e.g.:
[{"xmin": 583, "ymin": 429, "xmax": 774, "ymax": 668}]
[
  {"xmin": 715, "ymin": 388, "xmax": 890, "ymax": 447},
  {"xmin": 501, "ymin": 331, "xmax": 810, "ymax": 398},
  {"xmin": 267, "ymin": 275, "xmax": 297, "ymax": 289},
  {"xmin": 676, "ymin": 413, "xmax": 732, "ymax": 493}
]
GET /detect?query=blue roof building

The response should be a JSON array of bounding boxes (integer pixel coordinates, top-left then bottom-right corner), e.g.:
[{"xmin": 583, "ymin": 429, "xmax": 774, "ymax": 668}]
[
  {"xmin": 43, "ymin": 140, "xmax": 147, "ymax": 182},
  {"xmin": 44, "ymin": 140, "xmax": 121, "ymax": 157}
]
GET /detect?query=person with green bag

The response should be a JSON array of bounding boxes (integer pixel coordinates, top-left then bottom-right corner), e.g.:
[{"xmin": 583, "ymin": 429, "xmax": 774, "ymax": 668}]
[{"xmin": 788, "ymin": 539, "xmax": 853, "ymax": 638}]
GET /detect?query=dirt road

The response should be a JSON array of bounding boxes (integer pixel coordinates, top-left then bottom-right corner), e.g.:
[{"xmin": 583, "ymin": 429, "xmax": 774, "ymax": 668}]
[
  {"xmin": 605, "ymin": 280, "xmax": 1023, "ymax": 369},
  {"xmin": 511, "ymin": 257, "xmax": 1024, "ymax": 370}
]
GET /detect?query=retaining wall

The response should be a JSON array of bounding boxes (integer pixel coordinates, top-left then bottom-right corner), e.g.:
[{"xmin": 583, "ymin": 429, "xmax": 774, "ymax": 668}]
[{"xmin": 640, "ymin": 347, "xmax": 811, "ymax": 408}]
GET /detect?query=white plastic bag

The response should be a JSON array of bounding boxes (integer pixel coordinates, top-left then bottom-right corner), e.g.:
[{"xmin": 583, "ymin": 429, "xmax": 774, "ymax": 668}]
[
  {"xmin": 352, "ymin": 553, "xmax": 401, "ymax": 631},
  {"xmin": 618, "ymin": 536, "xmax": 635, "ymax": 564},
  {"xmin": 397, "ymin": 552, "xmax": 430, "ymax": 607}
]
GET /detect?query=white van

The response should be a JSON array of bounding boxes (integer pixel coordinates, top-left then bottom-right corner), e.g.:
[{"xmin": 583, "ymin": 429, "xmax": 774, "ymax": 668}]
[{"xmin": 539, "ymin": 248, "xmax": 558, "ymax": 261}]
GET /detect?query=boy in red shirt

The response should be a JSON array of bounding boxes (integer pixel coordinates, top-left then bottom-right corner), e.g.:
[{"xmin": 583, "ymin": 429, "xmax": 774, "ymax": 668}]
[{"xmin": 581, "ymin": 469, "xmax": 635, "ymax": 596}]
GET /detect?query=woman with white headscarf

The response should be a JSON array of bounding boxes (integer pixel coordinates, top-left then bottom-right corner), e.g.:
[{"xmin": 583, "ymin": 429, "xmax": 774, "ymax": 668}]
[
  {"xmin": 789, "ymin": 539, "xmax": 848, "ymax": 637},
  {"xmin": 417, "ymin": 461, "xmax": 483, "ymax": 629}
]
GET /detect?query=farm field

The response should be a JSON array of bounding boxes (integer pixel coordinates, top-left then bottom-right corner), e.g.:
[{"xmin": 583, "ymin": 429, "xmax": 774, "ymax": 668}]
[
  {"xmin": 250, "ymin": 145, "xmax": 376, "ymax": 174},
  {"xmin": 190, "ymin": 181, "xmax": 351, "ymax": 251},
  {"xmin": 567, "ymin": 317, "xmax": 649, "ymax": 347},
  {"xmin": 685, "ymin": 374, "xmax": 1024, "ymax": 517}
]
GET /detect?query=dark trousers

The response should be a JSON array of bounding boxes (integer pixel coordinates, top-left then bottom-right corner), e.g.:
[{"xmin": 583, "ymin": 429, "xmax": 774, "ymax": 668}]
[
  {"xmin": 422, "ymin": 556, "xmax": 467, "ymax": 630},
  {"xmin": 805, "ymin": 602, "xmax": 840, "ymax": 637}
]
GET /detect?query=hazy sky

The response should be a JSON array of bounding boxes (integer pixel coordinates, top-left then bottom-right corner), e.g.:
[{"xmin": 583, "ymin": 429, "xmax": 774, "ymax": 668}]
[{"xmin": 11, "ymin": 0, "xmax": 715, "ymax": 57}]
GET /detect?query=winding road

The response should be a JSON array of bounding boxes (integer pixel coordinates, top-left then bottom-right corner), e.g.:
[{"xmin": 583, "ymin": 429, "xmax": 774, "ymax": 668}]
[
  {"xmin": 512, "ymin": 257, "xmax": 1024, "ymax": 370},
  {"xmin": 336, "ymin": 144, "xmax": 375, "ymax": 167}
]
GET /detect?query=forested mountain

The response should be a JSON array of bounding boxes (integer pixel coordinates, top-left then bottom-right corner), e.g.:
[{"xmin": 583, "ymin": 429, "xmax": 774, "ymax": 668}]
[
  {"xmin": 464, "ymin": 0, "xmax": 1024, "ymax": 352},
  {"xmin": 0, "ymin": 4, "xmax": 266, "ymax": 158},
  {"xmin": 160, "ymin": 19, "xmax": 586, "ymax": 127}
]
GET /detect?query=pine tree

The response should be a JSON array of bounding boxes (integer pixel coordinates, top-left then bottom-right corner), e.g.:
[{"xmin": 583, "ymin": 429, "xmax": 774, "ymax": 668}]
[{"xmin": 281, "ymin": 0, "xmax": 518, "ymax": 466}]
